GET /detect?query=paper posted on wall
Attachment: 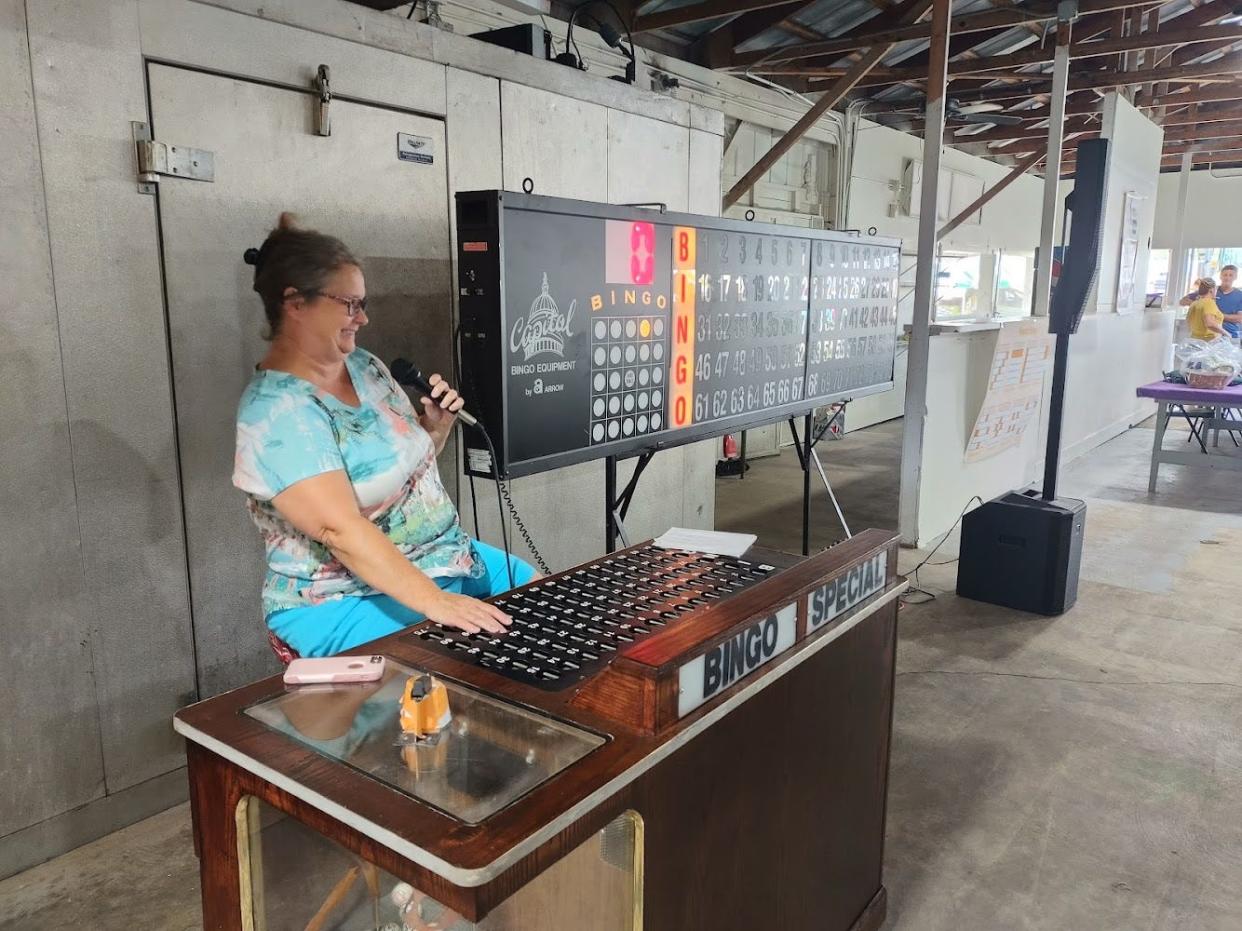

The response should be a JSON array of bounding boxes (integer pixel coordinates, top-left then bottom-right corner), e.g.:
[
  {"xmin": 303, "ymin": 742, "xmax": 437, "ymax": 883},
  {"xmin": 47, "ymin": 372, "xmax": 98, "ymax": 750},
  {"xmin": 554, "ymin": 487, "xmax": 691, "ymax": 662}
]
[{"xmin": 964, "ymin": 320, "xmax": 1055, "ymax": 463}]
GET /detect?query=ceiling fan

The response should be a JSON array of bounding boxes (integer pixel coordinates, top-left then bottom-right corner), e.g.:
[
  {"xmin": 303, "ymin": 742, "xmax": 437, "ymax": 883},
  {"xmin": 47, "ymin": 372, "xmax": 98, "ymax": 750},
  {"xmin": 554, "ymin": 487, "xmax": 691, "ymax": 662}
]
[{"xmin": 946, "ymin": 99, "xmax": 1025, "ymax": 126}]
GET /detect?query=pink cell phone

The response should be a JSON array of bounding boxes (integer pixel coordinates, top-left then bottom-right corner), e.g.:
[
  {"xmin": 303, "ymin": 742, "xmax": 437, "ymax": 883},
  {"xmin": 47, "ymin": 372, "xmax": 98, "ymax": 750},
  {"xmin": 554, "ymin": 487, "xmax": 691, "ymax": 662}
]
[{"xmin": 283, "ymin": 655, "xmax": 386, "ymax": 685}]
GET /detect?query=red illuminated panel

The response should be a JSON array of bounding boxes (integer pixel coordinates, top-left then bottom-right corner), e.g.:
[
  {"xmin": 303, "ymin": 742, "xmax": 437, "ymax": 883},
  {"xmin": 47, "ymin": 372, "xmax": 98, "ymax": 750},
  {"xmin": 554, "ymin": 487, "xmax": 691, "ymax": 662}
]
[
  {"xmin": 671, "ymin": 226, "xmax": 696, "ymax": 428},
  {"xmin": 605, "ymin": 220, "xmax": 656, "ymax": 285}
]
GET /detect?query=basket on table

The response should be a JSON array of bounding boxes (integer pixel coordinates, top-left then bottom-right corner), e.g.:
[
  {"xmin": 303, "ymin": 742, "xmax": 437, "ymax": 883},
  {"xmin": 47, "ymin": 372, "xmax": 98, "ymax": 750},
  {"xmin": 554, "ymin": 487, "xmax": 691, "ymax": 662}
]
[{"xmin": 1186, "ymin": 371, "xmax": 1233, "ymax": 390}]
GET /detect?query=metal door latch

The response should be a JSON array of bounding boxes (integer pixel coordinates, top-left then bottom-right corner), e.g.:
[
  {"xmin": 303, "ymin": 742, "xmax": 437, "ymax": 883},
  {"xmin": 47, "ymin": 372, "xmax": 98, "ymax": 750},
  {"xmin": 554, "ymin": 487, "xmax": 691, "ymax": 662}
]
[
  {"xmin": 131, "ymin": 122, "xmax": 214, "ymax": 193},
  {"xmin": 314, "ymin": 64, "xmax": 331, "ymax": 137}
]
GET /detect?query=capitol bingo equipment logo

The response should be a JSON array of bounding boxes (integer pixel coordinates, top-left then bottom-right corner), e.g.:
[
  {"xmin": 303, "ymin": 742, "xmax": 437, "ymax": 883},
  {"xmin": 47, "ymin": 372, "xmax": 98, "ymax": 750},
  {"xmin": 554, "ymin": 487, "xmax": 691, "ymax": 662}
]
[{"xmin": 511, "ymin": 273, "xmax": 576, "ymax": 362}]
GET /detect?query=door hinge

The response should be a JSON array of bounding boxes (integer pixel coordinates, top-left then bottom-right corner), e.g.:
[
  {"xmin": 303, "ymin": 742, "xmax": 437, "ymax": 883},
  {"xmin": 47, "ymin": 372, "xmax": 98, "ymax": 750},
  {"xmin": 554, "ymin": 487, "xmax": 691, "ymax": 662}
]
[
  {"xmin": 132, "ymin": 122, "xmax": 215, "ymax": 194},
  {"xmin": 314, "ymin": 64, "xmax": 331, "ymax": 137}
]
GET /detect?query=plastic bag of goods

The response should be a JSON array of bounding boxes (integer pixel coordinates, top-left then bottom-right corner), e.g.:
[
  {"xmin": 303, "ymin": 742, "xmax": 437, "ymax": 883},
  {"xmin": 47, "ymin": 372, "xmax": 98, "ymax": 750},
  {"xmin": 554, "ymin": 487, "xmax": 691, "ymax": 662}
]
[{"xmin": 1177, "ymin": 338, "xmax": 1242, "ymax": 389}]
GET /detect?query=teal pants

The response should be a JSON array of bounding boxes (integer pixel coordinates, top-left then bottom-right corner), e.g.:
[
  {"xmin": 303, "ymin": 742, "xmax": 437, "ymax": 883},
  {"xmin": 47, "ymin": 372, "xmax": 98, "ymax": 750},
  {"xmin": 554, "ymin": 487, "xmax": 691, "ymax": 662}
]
[{"xmin": 269, "ymin": 541, "xmax": 536, "ymax": 657}]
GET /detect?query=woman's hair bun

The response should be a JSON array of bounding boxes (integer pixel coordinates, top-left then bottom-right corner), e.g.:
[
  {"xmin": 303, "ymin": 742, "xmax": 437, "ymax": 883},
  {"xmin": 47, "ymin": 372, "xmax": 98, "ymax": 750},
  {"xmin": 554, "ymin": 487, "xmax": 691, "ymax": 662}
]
[{"xmin": 247, "ymin": 213, "xmax": 358, "ymax": 339}]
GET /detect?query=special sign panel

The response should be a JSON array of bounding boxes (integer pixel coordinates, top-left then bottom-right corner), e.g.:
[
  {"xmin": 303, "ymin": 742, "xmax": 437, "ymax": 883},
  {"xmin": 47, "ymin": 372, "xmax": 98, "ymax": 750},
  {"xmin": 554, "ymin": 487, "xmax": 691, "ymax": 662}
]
[{"xmin": 455, "ymin": 192, "xmax": 900, "ymax": 478}]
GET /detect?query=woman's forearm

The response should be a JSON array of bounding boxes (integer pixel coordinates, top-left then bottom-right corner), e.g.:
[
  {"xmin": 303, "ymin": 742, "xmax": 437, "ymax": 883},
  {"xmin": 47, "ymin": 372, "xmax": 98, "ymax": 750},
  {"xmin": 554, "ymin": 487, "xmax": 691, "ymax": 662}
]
[
  {"xmin": 321, "ymin": 515, "xmax": 445, "ymax": 613},
  {"xmin": 431, "ymin": 427, "xmax": 450, "ymax": 455}
]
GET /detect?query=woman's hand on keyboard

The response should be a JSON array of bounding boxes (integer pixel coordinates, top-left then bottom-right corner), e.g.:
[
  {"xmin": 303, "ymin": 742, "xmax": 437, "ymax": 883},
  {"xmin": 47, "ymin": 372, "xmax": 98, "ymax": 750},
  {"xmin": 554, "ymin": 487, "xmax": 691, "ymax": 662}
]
[{"xmin": 425, "ymin": 591, "xmax": 512, "ymax": 635}]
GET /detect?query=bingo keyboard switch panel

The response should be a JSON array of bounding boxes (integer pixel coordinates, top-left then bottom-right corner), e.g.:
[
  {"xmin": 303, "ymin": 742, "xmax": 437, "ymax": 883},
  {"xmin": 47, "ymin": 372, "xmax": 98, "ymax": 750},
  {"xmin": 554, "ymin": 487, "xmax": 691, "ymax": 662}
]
[{"xmin": 408, "ymin": 545, "xmax": 777, "ymax": 690}]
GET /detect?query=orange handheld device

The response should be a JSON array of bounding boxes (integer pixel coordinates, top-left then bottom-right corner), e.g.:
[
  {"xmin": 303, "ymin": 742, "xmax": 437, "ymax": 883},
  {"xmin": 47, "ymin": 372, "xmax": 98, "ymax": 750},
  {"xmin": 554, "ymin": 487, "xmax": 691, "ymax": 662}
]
[{"xmin": 398, "ymin": 674, "xmax": 451, "ymax": 740}]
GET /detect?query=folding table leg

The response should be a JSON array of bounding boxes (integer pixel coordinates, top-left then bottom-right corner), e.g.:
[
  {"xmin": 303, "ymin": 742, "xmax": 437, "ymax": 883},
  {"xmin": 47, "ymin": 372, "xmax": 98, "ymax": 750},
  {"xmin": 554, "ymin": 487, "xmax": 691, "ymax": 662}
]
[
  {"xmin": 1149, "ymin": 402, "xmax": 1169, "ymax": 493},
  {"xmin": 1174, "ymin": 404, "xmax": 1210, "ymax": 454}
]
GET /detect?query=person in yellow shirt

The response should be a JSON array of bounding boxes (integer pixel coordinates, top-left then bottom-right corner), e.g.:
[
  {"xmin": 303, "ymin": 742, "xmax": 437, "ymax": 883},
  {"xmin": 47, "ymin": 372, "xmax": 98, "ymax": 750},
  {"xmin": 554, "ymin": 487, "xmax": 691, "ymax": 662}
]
[{"xmin": 1187, "ymin": 277, "xmax": 1226, "ymax": 341}]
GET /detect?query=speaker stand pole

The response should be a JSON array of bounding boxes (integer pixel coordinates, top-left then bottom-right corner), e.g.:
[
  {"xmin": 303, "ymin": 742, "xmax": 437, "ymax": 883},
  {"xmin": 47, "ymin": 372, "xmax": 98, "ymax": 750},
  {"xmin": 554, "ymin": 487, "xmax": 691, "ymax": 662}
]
[{"xmin": 1042, "ymin": 330, "xmax": 1071, "ymax": 501}]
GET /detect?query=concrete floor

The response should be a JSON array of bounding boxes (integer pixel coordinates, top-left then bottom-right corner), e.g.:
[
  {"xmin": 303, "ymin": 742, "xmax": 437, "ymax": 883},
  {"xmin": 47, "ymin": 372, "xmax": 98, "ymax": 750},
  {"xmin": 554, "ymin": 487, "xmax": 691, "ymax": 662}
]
[{"xmin": 4, "ymin": 417, "xmax": 1242, "ymax": 930}]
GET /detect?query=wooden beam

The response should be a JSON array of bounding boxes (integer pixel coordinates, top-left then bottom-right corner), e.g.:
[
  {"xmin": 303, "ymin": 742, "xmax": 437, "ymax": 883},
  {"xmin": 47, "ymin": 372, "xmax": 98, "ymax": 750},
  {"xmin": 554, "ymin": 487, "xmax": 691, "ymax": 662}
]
[
  {"xmin": 634, "ymin": 0, "xmax": 799, "ymax": 33},
  {"xmin": 933, "ymin": 25, "xmax": 1242, "ymax": 78},
  {"xmin": 722, "ymin": 46, "xmax": 900, "ymax": 209},
  {"xmin": 923, "ymin": 90, "xmax": 1242, "ymax": 126},
  {"xmin": 1161, "ymin": 143, "xmax": 1242, "ymax": 158},
  {"xmin": 1072, "ymin": 51, "xmax": 1242, "ymax": 90},
  {"xmin": 1161, "ymin": 119, "xmax": 1242, "ymax": 142},
  {"xmin": 1063, "ymin": 139, "xmax": 1242, "ymax": 165},
  {"xmin": 1025, "ymin": 133, "xmax": 1242, "ymax": 163},
  {"xmin": 937, "ymin": 149, "xmax": 1046, "ymax": 240},
  {"xmin": 1156, "ymin": 146, "xmax": 1242, "ymax": 163},
  {"xmin": 730, "ymin": 0, "xmax": 1161, "ymax": 67},
  {"xmin": 867, "ymin": 74, "xmax": 1242, "ymax": 118},
  {"xmin": 998, "ymin": 130, "xmax": 1104, "ymax": 156},
  {"xmin": 944, "ymin": 114, "xmax": 1102, "ymax": 144},
  {"xmin": 927, "ymin": 104, "xmax": 1242, "ymax": 140},
  {"xmin": 722, "ymin": 0, "xmax": 935, "ymax": 210},
  {"xmin": 810, "ymin": 49, "xmax": 1242, "ymax": 90},
  {"xmin": 774, "ymin": 0, "xmax": 1236, "ymax": 91},
  {"xmin": 1170, "ymin": 0, "xmax": 1242, "ymax": 66},
  {"xmin": 727, "ymin": 1, "xmax": 815, "ymax": 47},
  {"xmin": 841, "ymin": 0, "xmax": 1147, "ymax": 83}
]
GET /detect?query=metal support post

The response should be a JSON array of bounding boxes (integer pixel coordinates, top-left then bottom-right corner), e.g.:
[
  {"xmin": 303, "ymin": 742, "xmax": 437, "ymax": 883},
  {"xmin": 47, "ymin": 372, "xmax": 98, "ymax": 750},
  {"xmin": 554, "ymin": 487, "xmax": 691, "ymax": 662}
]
[
  {"xmin": 1169, "ymin": 149, "xmax": 1195, "ymax": 303},
  {"xmin": 897, "ymin": 0, "xmax": 952, "ymax": 546},
  {"xmin": 802, "ymin": 413, "xmax": 813, "ymax": 555},
  {"xmin": 789, "ymin": 415, "xmax": 852, "ymax": 556},
  {"xmin": 606, "ymin": 451, "xmax": 659, "ymax": 553},
  {"xmin": 1032, "ymin": 3, "xmax": 1075, "ymax": 318},
  {"xmin": 605, "ymin": 456, "xmax": 619, "ymax": 553},
  {"xmin": 809, "ymin": 447, "xmax": 853, "ymax": 541}
]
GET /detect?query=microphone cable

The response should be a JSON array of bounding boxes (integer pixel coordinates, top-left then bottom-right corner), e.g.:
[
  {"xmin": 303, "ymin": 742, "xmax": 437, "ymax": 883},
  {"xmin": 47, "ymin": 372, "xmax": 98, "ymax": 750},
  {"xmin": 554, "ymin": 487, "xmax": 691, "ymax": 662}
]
[
  {"xmin": 447, "ymin": 333, "xmax": 552, "ymax": 580},
  {"xmin": 451, "ymin": 325, "xmax": 482, "ymax": 540},
  {"xmin": 478, "ymin": 427, "xmax": 516, "ymax": 590}
]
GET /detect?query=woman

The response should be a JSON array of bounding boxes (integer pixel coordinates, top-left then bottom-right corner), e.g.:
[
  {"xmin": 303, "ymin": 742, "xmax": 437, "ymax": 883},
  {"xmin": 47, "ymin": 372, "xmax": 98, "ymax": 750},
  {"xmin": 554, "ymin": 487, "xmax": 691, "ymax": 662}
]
[
  {"xmin": 1186, "ymin": 277, "xmax": 1226, "ymax": 341},
  {"xmin": 233, "ymin": 214, "xmax": 533, "ymax": 658}
]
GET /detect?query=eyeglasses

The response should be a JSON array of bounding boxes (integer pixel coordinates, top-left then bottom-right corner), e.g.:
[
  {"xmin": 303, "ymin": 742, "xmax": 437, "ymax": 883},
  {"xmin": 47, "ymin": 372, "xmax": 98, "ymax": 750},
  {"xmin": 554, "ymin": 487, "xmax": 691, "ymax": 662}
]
[{"xmin": 300, "ymin": 290, "xmax": 368, "ymax": 317}]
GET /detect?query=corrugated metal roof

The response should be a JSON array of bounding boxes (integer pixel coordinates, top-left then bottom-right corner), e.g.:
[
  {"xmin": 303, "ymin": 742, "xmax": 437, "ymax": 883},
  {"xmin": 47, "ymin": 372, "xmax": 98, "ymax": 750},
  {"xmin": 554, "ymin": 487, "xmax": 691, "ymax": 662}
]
[{"xmin": 562, "ymin": 0, "xmax": 1241, "ymax": 169}]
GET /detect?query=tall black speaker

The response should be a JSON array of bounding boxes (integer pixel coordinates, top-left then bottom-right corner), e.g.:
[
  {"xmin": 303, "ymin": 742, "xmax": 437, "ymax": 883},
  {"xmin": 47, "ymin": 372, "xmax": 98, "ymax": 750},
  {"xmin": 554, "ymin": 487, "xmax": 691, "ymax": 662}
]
[
  {"xmin": 1049, "ymin": 140, "xmax": 1108, "ymax": 337},
  {"xmin": 957, "ymin": 140, "xmax": 1108, "ymax": 616}
]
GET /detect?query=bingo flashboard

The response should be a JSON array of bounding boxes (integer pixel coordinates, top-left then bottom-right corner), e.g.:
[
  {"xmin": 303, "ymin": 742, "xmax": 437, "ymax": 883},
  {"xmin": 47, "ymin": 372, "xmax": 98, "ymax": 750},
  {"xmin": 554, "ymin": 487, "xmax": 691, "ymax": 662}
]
[{"xmin": 455, "ymin": 191, "xmax": 900, "ymax": 479}]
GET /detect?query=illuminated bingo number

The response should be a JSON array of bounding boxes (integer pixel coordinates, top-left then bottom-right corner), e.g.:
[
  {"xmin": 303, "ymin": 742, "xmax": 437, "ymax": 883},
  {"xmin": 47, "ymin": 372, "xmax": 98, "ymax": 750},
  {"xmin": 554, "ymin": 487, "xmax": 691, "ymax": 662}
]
[
  {"xmin": 672, "ymin": 227, "xmax": 697, "ymax": 427},
  {"xmin": 630, "ymin": 222, "xmax": 655, "ymax": 285}
]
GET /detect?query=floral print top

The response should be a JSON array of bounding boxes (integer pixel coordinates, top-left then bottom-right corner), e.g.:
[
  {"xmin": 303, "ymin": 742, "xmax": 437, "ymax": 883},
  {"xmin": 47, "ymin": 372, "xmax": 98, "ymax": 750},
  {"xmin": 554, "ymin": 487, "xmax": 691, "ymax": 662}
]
[{"xmin": 233, "ymin": 349, "xmax": 477, "ymax": 618}]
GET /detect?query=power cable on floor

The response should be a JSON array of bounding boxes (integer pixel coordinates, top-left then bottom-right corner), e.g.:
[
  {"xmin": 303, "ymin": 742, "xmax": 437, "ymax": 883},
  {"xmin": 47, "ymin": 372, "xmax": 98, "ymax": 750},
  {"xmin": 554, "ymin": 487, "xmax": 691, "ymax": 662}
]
[{"xmin": 900, "ymin": 495, "xmax": 983, "ymax": 606}]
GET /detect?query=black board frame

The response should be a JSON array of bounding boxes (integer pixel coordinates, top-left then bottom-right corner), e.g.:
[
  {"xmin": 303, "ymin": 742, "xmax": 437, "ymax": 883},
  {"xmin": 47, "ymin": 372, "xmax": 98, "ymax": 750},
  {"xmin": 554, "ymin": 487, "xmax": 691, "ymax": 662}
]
[{"xmin": 455, "ymin": 190, "xmax": 902, "ymax": 479}]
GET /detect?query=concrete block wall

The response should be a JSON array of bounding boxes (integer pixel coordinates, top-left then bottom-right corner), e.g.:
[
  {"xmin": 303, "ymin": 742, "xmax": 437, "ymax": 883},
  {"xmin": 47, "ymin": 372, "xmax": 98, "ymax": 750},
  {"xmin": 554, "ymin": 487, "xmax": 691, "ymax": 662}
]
[{"xmin": 0, "ymin": 0, "xmax": 723, "ymax": 875}]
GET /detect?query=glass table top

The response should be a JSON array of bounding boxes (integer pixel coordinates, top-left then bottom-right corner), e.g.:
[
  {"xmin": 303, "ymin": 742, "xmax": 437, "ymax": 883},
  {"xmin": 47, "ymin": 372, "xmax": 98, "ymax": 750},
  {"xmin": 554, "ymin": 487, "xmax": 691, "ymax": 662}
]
[{"xmin": 244, "ymin": 658, "xmax": 605, "ymax": 824}]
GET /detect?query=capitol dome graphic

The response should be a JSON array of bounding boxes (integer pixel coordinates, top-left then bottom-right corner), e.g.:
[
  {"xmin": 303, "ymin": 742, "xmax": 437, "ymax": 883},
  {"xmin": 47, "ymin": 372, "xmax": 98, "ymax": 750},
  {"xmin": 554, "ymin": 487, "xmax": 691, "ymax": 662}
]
[{"xmin": 521, "ymin": 273, "xmax": 569, "ymax": 360}]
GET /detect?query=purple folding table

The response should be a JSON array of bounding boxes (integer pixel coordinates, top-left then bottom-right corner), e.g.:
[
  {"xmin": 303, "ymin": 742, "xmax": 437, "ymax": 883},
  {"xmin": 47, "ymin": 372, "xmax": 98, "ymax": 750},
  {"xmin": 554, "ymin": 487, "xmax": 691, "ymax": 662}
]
[{"xmin": 1136, "ymin": 380, "xmax": 1242, "ymax": 492}]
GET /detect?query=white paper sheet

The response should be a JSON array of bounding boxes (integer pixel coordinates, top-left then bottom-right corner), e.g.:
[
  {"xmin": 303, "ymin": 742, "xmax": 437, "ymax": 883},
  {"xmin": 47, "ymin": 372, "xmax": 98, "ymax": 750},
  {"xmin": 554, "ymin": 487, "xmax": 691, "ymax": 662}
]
[{"xmin": 653, "ymin": 528, "xmax": 758, "ymax": 558}]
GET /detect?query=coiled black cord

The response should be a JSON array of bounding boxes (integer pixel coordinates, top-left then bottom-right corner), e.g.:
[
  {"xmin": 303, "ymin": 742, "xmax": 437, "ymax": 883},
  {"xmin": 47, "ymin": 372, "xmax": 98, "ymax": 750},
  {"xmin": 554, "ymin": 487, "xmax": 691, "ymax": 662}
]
[
  {"xmin": 497, "ymin": 475, "xmax": 551, "ymax": 576},
  {"xmin": 474, "ymin": 427, "xmax": 515, "ymax": 589}
]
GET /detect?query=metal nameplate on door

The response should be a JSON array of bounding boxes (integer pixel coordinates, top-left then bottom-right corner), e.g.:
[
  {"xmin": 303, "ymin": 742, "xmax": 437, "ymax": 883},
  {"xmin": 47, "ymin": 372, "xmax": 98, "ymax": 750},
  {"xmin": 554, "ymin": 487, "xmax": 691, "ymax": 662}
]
[{"xmin": 398, "ymin": 132, "xmax": 435, "ymax": 165}]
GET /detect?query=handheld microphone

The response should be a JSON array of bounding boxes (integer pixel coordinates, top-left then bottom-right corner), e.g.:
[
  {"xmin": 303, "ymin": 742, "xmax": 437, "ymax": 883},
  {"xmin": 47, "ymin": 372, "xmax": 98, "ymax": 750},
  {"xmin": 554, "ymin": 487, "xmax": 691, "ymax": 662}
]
[{"xmin": 389, "ymin": 358, "xmax": 479, "ymax": 428}]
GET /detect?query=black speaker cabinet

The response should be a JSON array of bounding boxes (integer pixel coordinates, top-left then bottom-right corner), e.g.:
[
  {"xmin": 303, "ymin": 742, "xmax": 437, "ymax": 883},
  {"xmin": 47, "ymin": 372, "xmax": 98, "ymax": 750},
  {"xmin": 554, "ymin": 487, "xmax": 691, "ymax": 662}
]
[{"xmin": 956, "ymin": 491, "xmax": 1086, "ymax": 616}]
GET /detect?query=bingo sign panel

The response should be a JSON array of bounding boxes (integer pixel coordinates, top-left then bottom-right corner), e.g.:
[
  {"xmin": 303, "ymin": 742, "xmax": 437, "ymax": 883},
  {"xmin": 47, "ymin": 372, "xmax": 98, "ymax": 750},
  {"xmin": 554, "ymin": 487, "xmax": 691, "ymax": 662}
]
[{"xmin": 455, "ymin": 191, "xmax": 901, "ymax": 478}]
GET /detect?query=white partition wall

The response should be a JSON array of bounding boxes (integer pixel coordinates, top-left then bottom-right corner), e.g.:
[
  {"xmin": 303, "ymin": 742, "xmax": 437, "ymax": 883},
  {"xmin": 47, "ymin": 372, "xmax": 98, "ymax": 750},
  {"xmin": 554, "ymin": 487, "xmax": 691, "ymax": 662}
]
[{"xmin": 908, "ymin": 96, "xmax": 1173, "ymax": 546}]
